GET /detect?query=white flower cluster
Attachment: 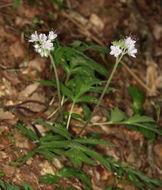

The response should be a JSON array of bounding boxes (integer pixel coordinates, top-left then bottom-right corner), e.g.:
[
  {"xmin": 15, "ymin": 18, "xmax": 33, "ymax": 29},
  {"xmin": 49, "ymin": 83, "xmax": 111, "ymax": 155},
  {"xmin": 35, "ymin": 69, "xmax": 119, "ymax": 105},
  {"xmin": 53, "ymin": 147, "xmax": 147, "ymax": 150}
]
[
  {"xmin": 29, "ymin": 31, "xmax": 57, "ymax": 57},
  {"xmin": 110, "ymin": 36, "xmax": 137, "ymax": 58}
]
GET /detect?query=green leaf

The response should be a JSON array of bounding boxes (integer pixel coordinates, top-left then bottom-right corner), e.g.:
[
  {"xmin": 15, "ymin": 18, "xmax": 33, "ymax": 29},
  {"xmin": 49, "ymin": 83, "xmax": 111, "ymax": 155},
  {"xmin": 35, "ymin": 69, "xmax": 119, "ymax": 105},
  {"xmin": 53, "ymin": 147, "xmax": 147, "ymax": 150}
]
[
  {"xmin": 71, "ymin": 65, "xmax": 95, "ymax": 77},
  {"xmin": 35, "ymin": 149, "xmax": 57, "ymax": 161},
  {"xmin": 71, "ymin": 113, "xmax": 83, "ymax": 120},
  {"xmin": 54, "ymin": 46, "xmax": 65, "ymax": 67},
  {"xmin": 76, "ymin": 96, "xmax": 98, "ymax": 103},
  {"xmin": 13, "ymin": 0, "xmax": 20, "ymax": 8},
  {"xmin": 33, "ymin": 17, "xmax": 40, "ymax": 24},
  {"xmin": 21, "ymin": 151, "xmax": 36, "ymax": 165},
  {"xmin": 127, "ymin": 115, "xmax": 155, "ymax": 123},
  {"xmin": 16, "ymin": 122, "xmax": 39, "ymax": 141},
  {"xmin": 128, "ymin": 86, "xmax": 145, "ymax": 115},
  {"xmin": 0, "ymin": 179, "xmax": 5, "ymax": 189},
  {"xmin": 74, "ymin": 138, "xmax": 115, "ymax": 146},
  {"xmin": 127, "ymin": 172, "xmax": 144, "ymax": 189},
  {"xmin": 65, "ymin": 148, "xmax": 96, "ymax": 167},
  {"xmin": 6, "ymin": 183, "xmax": 19, "ymax": 190},
  {"xmin": 37, "ymin": 80, "xmax": 56, "ymax": 86},
  {"xmin": 139, "ymin": 127, "xmax": 156, "ymax": 139},
  {"xmin": 21, "ymin": 182, "xmax": 34, "ymax": 190},
  {"xmin": 110, "ymin": 107, "xmax": 126, "ymax": 122},
  {"xmin": 35, "ymin": 120, "xmax": 71, "ymax": 140},
  {"xmin": 40, "ymin": 174, "xmax": 59, "ymax": 184},
  {"xmin": 58, "ymin": 167, "xmax": 92, "ymax": 189},
  {"xmin": 70, "ymin": 143, "xmax": 111, "ymax": 170},
  {"xmin": 40, "ymin": 134, "xmax": 64, "ymax": 142},
  {"xmin": 82, "ymin": 104, "xmax": 91, "ymax": 120},
  {"xmin": 61, "ymin": 83, "xmax": 74, "ymax": 100}
]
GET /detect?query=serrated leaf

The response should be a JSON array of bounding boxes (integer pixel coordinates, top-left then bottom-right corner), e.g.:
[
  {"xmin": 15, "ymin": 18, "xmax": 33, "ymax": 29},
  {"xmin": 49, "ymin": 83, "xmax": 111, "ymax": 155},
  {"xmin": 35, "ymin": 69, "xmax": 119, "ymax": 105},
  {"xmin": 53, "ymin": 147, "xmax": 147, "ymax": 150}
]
[
  {"xmin": 110, "ymin": 107, "xmax": 126, "ymax": 122},
  {"xmin": 35, "ymin": 120, "xmax": 71, "ymax": 140},
  {"xmin": 70, "ymin": 143, "xmax": 111, "ymax": 170},
  {"xmin": 40, "ymin": 174, "xmax": 59, "ymax": 184},
  {"xmin": 65, "ymin": 148, "xmax": 96, "ymax": 167}
]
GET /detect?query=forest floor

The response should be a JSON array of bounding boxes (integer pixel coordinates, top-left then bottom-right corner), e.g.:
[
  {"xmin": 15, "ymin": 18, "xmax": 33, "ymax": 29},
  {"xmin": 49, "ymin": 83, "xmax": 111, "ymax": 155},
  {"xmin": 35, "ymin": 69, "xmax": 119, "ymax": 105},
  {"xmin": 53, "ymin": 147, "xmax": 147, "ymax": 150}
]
[{"xmin": 0, "ymin": 0, "xmax": 162, "ymax": 189}]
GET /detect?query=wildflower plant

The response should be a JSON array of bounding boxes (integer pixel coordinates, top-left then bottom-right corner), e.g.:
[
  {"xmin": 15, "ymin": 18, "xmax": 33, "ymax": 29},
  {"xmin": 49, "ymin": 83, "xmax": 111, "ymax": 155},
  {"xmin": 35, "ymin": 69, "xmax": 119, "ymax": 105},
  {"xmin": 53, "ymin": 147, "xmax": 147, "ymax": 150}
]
[{"xmin": 15, "ymin": 32, "xmax": 162, "ymax": 189}]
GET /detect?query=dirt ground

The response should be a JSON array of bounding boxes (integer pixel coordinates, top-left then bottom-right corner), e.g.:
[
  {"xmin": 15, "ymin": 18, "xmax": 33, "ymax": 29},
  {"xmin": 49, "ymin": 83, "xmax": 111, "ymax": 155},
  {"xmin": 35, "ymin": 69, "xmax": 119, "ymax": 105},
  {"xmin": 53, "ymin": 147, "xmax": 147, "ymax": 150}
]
[{"xmin": 0, "ymin": 0, "xmax": 162, "ymax": 189}]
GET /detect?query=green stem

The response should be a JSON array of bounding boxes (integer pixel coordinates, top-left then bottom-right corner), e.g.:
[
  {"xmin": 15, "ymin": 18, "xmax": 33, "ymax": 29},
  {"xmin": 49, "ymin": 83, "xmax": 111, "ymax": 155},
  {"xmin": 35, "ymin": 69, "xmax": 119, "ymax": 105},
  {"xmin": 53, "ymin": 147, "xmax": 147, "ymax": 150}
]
[
  {"xmin": 49, "ymin": 53, "xmax": 62, "ymax": 119},
  {"xmin": 66, "ymin": 102, "xmax": 75, "ymax": 130},
  {"xmin": 77, "ymin": 55, "xmax": 123, "ymax": 137}
]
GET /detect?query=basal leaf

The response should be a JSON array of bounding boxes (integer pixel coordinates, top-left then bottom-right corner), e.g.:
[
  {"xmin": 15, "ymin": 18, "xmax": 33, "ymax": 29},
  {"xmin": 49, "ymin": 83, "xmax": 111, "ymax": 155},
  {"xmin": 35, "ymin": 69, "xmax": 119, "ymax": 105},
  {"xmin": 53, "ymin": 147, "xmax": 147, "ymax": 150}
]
[
  {"xmin": 35, "ymin": 120, "xmax": 71, "ymax": 140},
  {"xmin": 58, "ymin": 167, "xmax": 92, "ymax": 189},
  {"xmin": 16, "ymin": 122, "xmax": 39, "ymax": 141},
  {"xmin": 65, "ymin": 148, "xmax": 96, "ymax": 167},
  {"xmin": 40, "ymin": 174, "xmax": 59, "ymax": 184},
  {"xmin": 70, "ymin": 143, "xmax": 111, "ymax": 170}
]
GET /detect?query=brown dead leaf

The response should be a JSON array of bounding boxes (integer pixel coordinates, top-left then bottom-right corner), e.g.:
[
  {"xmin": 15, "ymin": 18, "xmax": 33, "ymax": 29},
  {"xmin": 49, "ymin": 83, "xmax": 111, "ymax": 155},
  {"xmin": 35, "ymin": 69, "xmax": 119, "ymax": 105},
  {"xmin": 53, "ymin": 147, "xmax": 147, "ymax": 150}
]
[
  {"xmin": 39, "ymin": 160, "xmax": 55, "ymax": 175},
  {"xmin": 18, "ymin": 83, "xmax": 40, "ymax": 99},
  {"xmin": 152, "ymin": 23, "xmax": 162, "ymax": 40},
  {"xmin": 9, "ymin": 41, "xmax": 25, "ymax": 58},
  {"xmin": 154, "ymin": 144, "xmax": 162, "ymax": 168},
  {"xmin": 0, "ymin": 108, "xmax": 15, "ymax": 120},
  {"xmin": 89, "ymin": 14, "xmax": 104, "ymax": 32}
]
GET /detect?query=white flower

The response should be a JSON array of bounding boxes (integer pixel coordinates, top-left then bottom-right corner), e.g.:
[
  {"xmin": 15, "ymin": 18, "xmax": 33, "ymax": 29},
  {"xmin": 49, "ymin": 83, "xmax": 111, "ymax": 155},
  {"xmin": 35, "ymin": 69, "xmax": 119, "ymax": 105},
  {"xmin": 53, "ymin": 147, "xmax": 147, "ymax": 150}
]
[
  {"xmin": 34, "ymin": 44, "xmax": 39, "ymax": 49},
  {"xmin": 48, "ymin": 31, "xmax": 57, "ymax": 41},
  {"xmin": 127, "ymin": 46, "xmax": 137, "ymax": 57},
  {"xmin": 29, "ymin": 31, "xmax": 38, "ymax": 42},
  {"xmin": 39, "ymin": 33, "xmax": 47, "ymax": 42},
  {"xmin": 125, "ymin": 37, "xmax": 136, "ymax": 48},
  {"xmin": 28, "ymin": 31, "xmax": 57, "ymax": 57},
  {"xmin": 42, "ymin": 40, "xmax": 53, "ymax": 50},
  {"xmin": 37, "ymin": 48, "xmax": 42, "ymax": 53},
  {"xmin": 124, "ymin": 37, "xmax": 137, "ymax": 57},
  {"xmin": 110, "ymin": 45, "xmax": 122, "ymax": 57}
]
